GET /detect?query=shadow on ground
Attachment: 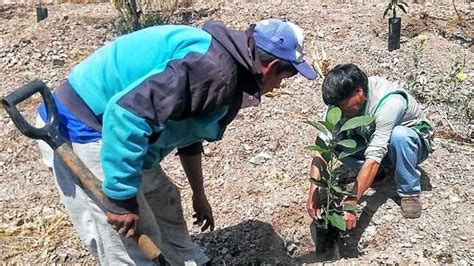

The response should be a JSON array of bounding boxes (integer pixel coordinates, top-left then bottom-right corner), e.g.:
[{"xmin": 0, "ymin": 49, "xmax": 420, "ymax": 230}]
[{"xmin": 297, "ymin": 166, "xmax": 432, "ymax": 263}]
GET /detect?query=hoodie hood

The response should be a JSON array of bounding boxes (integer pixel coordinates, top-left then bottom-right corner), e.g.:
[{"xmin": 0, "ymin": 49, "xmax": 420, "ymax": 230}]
[{"xmin": 202, "ymin": 21, "xmax": 262, "ymax": 107}]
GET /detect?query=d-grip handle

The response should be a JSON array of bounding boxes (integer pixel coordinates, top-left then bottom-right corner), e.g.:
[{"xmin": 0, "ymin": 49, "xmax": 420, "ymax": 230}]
[{"xmin": 1, "ymin": 79, "xmax": 64, "ymax": 149}]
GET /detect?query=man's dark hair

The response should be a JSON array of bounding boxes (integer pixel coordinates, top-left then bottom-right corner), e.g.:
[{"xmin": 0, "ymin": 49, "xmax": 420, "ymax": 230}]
[
  {"xmin": 321, "ymin": 63, "xmax": 368, "ymax": 106},
  {"xmin": 256, "ymin": 47, "xmax": 298, "ymax": 76}
]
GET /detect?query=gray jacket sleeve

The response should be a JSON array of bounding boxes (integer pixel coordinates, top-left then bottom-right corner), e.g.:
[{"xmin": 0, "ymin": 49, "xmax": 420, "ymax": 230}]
[{"xmin": 364, "ymin": 95, "xmax": 407, "ymax": 163}]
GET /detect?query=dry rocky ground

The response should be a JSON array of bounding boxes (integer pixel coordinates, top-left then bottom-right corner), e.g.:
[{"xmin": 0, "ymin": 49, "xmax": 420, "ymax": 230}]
[{"xmin": 0, "ymin": 1, "xmax": 473, "ymax": 264}]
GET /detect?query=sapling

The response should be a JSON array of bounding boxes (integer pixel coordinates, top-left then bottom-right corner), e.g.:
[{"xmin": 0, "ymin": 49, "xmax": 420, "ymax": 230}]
[
  {"xmin": 305, "ymin": 107, "xmax": 374, "ymax": 243},
  {"xmin": 383, "ymin": 0, "xmax": 408, "ymax": 19},
  {"xmin": 383, "ymin": 0, "xmax": 409, "ymax": 51}
]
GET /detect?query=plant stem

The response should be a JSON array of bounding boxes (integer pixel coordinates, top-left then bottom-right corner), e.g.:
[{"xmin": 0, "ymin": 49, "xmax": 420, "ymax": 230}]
[{"xmin": 325, "ymin": 140, "xmax": 336, "ymax": 228}]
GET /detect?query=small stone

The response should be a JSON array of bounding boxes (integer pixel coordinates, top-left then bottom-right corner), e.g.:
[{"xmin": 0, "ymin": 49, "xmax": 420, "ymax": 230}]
[
  {"xmin": 365, "ymin": 225, "xmax": 376, "ymax": 236},
  {"xmin": 249, "ymin": 152, "xmax": 272, "ymax": 165},
  {"xmin": 301, "ymin": 107, "xmax": 310, "ymax": 114},
  {"xmin": 286, "ymin": 242, "xmax": 297, "ymax": 254},
  {"xmin": 221, "ymin": 247, "xmax": 228, "ymax": 255},
  {"xmin": 203, "ymin": 146, "xmax": 212, "ymax": 156},
  {"xmin": 243, "ymin": 144, "xmax": 252, "ymax": 151},
  {"xmin": 223, "ymin": 231, "xmax": 232, "ymax": 239},
  {"xmin": 49, "ymin": 254, "xmax": 58, "ymax": 261},
  {"xmin": 58, "ymin": 253, "xmax": 68, "ymax": 262},
  {"xmin": 67, "ymin": 249, "xmax": 82, "ymax": 259},
  {"xmin": 52, "ymin": 57, "xmax": 65, "ymax": 66},
  {"xmin": 224, "ymin": 254, "xmax": 232, "ymax": 261},
  {"xmin": 380, "ymin": 62, "xmax": 390, "ymax": 69},
  {"xmin": 213, "ymin": 255, "xmax": 223, "ymax": 262},
  {"xmin": 448, "ymin": 195, "xmax": 462, "ymax": 203},
  {"xmin": 273, "ymin": 108, "xmax": 286, "ymax": 114},
  {"xmin": 270, "ymin": 140, "xmax": 280, "ymax": 151},
  {"xmin": 419, "ymin": 75, "xmax": 428, "ymax": 85},
  {"xmin": 401, "ymin": 242, "xmax": 413, "ymax": 248}
]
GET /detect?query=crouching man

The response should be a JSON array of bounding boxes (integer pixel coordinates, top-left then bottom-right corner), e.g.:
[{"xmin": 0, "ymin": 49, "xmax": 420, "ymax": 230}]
[{"xmin": 306, "ymin": 63, "xmax": 434, "ymax": 229}]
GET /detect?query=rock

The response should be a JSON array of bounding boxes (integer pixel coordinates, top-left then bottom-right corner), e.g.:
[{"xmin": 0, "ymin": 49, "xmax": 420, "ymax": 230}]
[
  {"xmin": 203, "ymin": 146, "xmax": 212, "ymax": 156},
  {"xmin": 286, "ymin": 242, "xmax": 297, "ymax": 255},
  {"xmin": 249, "ymin": 152, "xmax": 272, "ymax": 165},
  {"xmin": 365, "ymin": 225, "xmax": 377, "ymax": 237},
  {"xmin": 448, "ymin": 195, "xmax": 462, "ymax": 203},
  {"xmin": 221, "ymin": 247, "xmax": 228, "ymax": 255},
  {"xmin": 67, "ymin": 249, "xmax": 82, "ymax": 259},
  {"xmin": 52, "ymin": 57, "xmax": 65, "ymax": 67},
  {"xmin": 224, "ymin": 254, "xmax": 233, "ymax": 261},
  {"xmin": 272, "ymin": 108, "xmax": 287, "ymax": 115},
  {"xmin": 58, "ymin": 253, "xmax": 68, "ymax": 262}
]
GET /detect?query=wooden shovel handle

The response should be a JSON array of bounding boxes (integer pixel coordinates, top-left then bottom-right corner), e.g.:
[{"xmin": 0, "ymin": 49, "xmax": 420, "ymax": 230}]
[
  {"xmin": 55, "ymin": 144, "xmax": 161, "ymax": 261},
  {"xmin": 2, "ymin": 79, "xmax": 161, "ymax": 261}
]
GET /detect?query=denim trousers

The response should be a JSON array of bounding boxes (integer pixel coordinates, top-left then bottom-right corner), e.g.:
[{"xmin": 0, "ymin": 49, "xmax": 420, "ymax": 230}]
[{"xmin": 341, "ymin": 126, "xmax": 428, "ymax": 197}]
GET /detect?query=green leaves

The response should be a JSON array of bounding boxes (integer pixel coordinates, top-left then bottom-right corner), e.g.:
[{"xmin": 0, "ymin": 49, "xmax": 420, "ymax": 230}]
[
  {"xmin": 327, "ymin": 214, "xmax": 346, "ymax": 231},
  {"xmin": 326, "ymin": 107, "xmax": 342, "ymax": 126},
  {"xmin": 383, "ymin": 0, "xmax": 408, "ymax": 18},
  {"xmin": 383, "ymin": 2, "xmax": 393, "ymax": 18},
  {"xmin": 337, "ymin": 139, "xmax": 356, "ymax": 148},
  {"xmin": 304, "ymin": 120, "xmax": 332, "ymax": 139},
  {"xmin": 332, "ymin": 185, "xmax": 356, "ymax": 197},
  {"xmin": 309, "ymin": 177, "xmax": 328, "ymax": 188},
  {"xmin": 304, "ymin": 106, "xmax": 369, "ymax": 232},
  {"xmin": 305, "ymin": 144, "xmax": 327, "ymax": 154},
  {"xmin": 397, "ymin": 3, "xmax": 407, "ymax": 14},
  {"xmin": 305, "ymin": 136, "xmax": 332, "ymax": 165},
  {"xmin": 338, "ymin": 145, "xmax": 365, "ymax": 160},
  {"xmin": 315, "ymin": 136, "xmax": 329, "ymax": 150},
  {"xmin": 340, "ymin": 115, "xmax": 374, "ymax": 132}
]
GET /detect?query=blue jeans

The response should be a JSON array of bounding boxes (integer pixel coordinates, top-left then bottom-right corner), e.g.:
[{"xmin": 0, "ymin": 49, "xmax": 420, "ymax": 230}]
[{"xmin": 341, "ymin": 126, "xmax": 429, "ymax": 197}]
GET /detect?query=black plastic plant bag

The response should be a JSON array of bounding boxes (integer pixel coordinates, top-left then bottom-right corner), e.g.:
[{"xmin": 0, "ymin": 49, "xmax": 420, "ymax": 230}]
[{"xmin": 388, "ymin": 17, "xmax": 401, "ymax": 51}]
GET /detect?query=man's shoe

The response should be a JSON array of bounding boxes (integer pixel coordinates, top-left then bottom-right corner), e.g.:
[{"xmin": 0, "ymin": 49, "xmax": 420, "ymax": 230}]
[{"xmin": 401, "ymin": 196, "xmax": 422, "ymax": 218}]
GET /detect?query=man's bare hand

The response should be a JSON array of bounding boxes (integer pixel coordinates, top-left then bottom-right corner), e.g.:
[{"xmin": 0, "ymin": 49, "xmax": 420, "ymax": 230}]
[
  {"xmin": 306, "ymin": 184, "xmax": 322, "ymax": 219},
  {"xmin": 192, "ymin": 193, "xmax": 214, "ymax": 232},
  {"xmin": 106, "ymin": 212, "xmax": 139, "ymax": 238},
  {"xmin": 342, "ymin": 199, "xmax": 358, "ymax": 230},
  {"xmin": 343, "ymin": 211, "xmax": 357, "ymax": 230}
]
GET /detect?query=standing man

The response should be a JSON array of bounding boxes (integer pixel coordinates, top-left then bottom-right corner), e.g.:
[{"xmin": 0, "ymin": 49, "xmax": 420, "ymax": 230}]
[
  {"xmin": 306, "ymin": 64, "xmax": 434, "ymax": 230},
  {"xmin": 37, "ymin": 19, "xmax": 316, "ymax": 264}
]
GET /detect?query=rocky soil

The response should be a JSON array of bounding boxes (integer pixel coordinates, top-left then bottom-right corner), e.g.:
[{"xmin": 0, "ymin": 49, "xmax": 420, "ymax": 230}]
[{"xmin": 0, "ymin": 1, "xmax": 473, "ymax": 264}]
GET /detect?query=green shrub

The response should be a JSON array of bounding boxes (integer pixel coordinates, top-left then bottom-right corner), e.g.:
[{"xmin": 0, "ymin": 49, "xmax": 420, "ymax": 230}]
[{"xmin": 305, "ymin": 107, "xmax": 374, "ymax": 230}]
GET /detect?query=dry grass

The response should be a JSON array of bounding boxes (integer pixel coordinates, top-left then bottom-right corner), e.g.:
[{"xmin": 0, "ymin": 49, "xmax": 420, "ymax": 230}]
[{"xmin": 0, "ymin": 208, "xmax": 70, "ymax": 262}]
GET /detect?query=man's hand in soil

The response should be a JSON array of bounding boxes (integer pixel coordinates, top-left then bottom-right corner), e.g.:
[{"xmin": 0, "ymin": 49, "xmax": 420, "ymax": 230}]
[
  {"xmin": 343, "ymin": 199, "xmax": 358, "ymax": 230},
  {"xmin": 306, "ymin": 184, "xmax": 322, "ymax": 219},
  {"xmin": 106, "ymin": 212, "xmax": 139, "ymax": 238},
  {"xmin": 192, "ymin": 193, "xmax": 215, "ymax": 232},
  {"xmin": 307, "ymin": 156, "xmax": 327, "ymax": 219}
]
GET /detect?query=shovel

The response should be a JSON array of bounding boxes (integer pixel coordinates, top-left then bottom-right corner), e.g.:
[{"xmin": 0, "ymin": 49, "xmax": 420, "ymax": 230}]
[{"xmin": 1, "ymin": 79, "xmax": 162, "ymax": 263}]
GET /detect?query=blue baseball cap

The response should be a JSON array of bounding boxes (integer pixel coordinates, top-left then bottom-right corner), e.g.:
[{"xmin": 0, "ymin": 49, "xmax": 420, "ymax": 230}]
[{"xmin": 253, "ymin": 19, "xmax": 317, "ymax": 80}]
